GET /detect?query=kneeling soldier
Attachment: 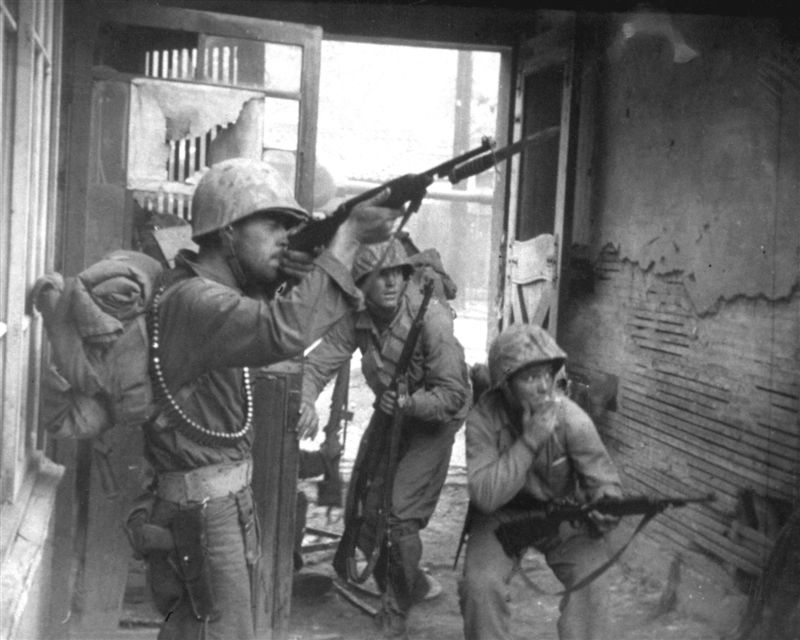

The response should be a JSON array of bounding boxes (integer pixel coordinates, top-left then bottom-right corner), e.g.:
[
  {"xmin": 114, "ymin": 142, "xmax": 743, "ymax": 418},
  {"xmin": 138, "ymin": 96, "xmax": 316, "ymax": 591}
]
[{"xmin": 459, "ymin": 323, "xmax": 622, "ymax": 640}]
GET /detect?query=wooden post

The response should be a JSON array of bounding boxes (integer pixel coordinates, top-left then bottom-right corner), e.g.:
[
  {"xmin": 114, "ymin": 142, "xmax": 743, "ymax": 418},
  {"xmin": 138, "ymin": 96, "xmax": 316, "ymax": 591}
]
[
  {"xmin": 70, "ymin": 425, "xmax": 148, "ymax": 638},
  {"xmin": 251, "ymin": 360, "xmax": 302, "ymax": 640}
]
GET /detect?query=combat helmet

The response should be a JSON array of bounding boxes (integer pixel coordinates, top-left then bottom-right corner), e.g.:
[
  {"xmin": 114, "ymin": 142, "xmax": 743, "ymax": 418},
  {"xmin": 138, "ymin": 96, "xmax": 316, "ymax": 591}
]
[
  {"xmin": 191, "ymin": 158, "xmax": 309, "ymax": 240},
  {"xmin": 352, "ymin": 238, "xmax": 414, "ymax": 285},
  {"xmin": 488, "ymin": 323, "xmax": 567, "ymax": 389}
]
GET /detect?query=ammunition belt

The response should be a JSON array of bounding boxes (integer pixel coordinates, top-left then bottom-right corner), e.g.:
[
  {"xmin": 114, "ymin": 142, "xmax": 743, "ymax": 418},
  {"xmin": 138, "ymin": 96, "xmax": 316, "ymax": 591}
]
[{"xmin": 156, "ymin": 458, "xmax": 252, "ymax": 504}]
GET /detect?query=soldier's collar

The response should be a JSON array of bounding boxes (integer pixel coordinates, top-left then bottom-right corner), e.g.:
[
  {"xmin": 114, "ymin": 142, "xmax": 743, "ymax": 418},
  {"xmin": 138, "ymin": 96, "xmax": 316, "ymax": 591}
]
[{"xmin": 175, "ymin": 249, "xmax": 241, "ymax": 291}]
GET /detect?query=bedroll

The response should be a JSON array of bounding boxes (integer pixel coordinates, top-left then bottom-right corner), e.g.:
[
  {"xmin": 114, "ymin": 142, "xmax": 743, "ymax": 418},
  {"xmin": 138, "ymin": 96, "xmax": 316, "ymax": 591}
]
[{"xmin": 32, "ymin": 250, "xmax": 162, "ymax": 439}]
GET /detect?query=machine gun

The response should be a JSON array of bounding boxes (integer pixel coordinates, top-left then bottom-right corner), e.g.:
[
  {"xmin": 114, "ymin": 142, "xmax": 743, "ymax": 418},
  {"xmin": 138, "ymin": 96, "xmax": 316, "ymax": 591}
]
[
  {"xmin": 288, "ymin": 126, "xmax": 560, "ymax": 253},
  {"xmin": 494, "ymin": 492, "xmax": 716, "ymax": 558},
  {"xmin": 333, "ymin": 280, "xmax": 436, "ymax": 585}
]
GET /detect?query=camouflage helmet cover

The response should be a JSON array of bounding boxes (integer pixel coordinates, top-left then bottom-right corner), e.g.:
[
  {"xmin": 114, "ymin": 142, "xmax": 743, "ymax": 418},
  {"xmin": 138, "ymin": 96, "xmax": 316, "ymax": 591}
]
[
  {"xmin": 191, "ymin": 158, "xmax": 309, "ymax": 239},
  {"xmin": 352, "ymin": 238, "xmax": 415, "ymax": 285},
  {"xmin": 488, "ymin": 323, "xmax": 567, "ymax": 389}
]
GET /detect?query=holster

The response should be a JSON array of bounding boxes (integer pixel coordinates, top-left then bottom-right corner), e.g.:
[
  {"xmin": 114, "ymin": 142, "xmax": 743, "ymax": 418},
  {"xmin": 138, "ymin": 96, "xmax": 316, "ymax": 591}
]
[
  {"xmin": 124, "ymin": 493, "xmax": 174, "ymax": 559},
  {"xmin": 171, "ymin": 502, "xmax": 220, "ymax": 622}
]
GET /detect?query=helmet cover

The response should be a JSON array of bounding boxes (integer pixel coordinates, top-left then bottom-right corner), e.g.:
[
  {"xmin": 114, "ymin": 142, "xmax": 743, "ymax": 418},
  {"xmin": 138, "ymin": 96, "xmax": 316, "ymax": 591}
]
[
  {"xmin": 191, "ymin": 158, "xmax": 309, "ymax": 239},
  {"xmin": 488, "ymin": 323, "xmax": 567, "ymax": 389},
  {"xmin": 352, "ymin": 238, "xmax": 415, "ymax": 285}
]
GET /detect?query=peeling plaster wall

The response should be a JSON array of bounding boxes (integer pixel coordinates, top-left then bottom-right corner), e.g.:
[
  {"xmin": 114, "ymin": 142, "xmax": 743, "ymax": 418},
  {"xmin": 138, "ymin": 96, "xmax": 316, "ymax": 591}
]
[
  {"xmin": 560, "ymin": 13, "xmax": 799, "ymax": 586},
  {"xmin": 591, "ymin": 15, "xmax": 799, "ymax": 313}
]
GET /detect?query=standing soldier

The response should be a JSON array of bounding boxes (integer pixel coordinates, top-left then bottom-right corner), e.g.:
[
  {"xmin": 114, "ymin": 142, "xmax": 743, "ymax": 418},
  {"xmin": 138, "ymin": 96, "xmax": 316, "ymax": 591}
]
[
  {"xmin": 297, "ymin": 238, "xmax": 471, "ymax": 638},
  {"xmin": 130, "ymin": 158, "xmax": 401, "ymax": 640},
  {"xmin": 458, "ymin": 323, "xmax": 623, "ymax": 640}
]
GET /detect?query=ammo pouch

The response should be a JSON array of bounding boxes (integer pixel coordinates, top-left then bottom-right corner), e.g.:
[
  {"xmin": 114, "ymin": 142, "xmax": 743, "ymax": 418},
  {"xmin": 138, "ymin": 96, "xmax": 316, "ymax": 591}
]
[{"xmin": 171, "ymin": 501, "xmax": 220, "ymax": 622}]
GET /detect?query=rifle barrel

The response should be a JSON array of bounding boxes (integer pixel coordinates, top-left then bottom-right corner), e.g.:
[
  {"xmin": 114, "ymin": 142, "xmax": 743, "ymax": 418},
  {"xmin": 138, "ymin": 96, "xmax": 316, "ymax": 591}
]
[
  {"xmin": 591, "ymin": 492, "xmax": 716, "ymax": 516},
  {"xmin": 287, "ymin": 138, "xmax": 495, "ymax": 252},
  {"xmin": 448, "ymin": 125, "xmax": 560, "ymax": 184}
]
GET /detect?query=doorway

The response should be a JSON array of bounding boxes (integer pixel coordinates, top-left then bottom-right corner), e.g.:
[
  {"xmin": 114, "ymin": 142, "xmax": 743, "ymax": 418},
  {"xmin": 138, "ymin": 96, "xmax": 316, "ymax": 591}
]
[{"xmin": 316, "ymin": 40, "xmax": 503, "ymax": 365}]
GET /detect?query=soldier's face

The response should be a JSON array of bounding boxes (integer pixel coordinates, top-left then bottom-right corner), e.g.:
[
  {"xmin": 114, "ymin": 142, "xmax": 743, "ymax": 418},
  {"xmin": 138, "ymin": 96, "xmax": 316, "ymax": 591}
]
[
  {"xmin": 232, "ymin": 214, "xmax": 291, "ymax": 285},
  {"xmin": 361, "ymin": 267, "xmax": 405, "ymax": 311},
  {"xmin": 507, "ymin": 363, "xmax": 554, "ymax": 410}
]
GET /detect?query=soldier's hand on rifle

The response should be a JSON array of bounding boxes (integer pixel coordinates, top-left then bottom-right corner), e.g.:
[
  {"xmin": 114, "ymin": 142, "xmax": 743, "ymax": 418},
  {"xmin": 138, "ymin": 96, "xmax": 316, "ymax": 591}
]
[
  {"xmin": 319, "ymin": 436, "xmax": 342, "ymax": 462},
  {"xmin": 377, "ymin": 387, "xmax": 411, "ymax": 416},
  {"xmin": 586, "ymin": 489, "xmax": 623, "ymax": 533},
  {"xmin": 297, "ymin": 400, "xmax": 320, "ymax": 440},
  {"xmin": 341, "ymin": 188, "xmax": 402, "ymax": 245},
  {"xmin": 327, "ymin": 188, "xmax": 403, "ymax": 268},
  {"xmin": 280, "ymin": 248, "xmax": 317, "ymax": 280},
  {"xmin": 520, "ymin": 398, "xmax": 558, "ymax": 453}
]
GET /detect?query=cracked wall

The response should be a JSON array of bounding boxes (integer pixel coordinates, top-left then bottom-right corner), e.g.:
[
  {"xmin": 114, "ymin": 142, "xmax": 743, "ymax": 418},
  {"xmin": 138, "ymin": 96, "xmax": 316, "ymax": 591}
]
[
  {"xmin": 588, "ymin": 14, "xmax": 799, "ymax": 314},
  {"xmin": 560, "ymin": 13, "xmax": 799, "ymax": 581}
]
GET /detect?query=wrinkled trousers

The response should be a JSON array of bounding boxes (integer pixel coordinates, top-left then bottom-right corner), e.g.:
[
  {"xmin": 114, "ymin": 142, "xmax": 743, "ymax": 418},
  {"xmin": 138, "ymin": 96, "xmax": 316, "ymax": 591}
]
[
  {"xmin": 350, "ymin": 415, "xmax": 458, "ymax": 616},
  {"xmin": 146, "ymin": 486, "xmax": 259, "ymax": 640},
  {"xmin": 459, "ymin": 513, "xmax": 613, "ymax": 640}
]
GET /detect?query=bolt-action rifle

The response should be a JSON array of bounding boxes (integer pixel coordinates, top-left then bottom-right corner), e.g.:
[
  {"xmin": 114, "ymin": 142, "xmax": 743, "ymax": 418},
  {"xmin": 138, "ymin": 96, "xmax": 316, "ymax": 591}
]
[
  {"xmin": 288, "ymin": 126, "xmax": 560, "ymax": 253},
  {"xmin": 454, "ymin": 492, "xmax": 715, "ymax": 597},
  {"xmin": 333, "ymin": 279, "xmax": 436, "ymax": 585},
  {"xmin": 494, "ymin": 492, "xmax": 716, "ymax": 558},
  {"xmin": 454, "ymin": 492, "xmax": 715, "ymax": 571}
]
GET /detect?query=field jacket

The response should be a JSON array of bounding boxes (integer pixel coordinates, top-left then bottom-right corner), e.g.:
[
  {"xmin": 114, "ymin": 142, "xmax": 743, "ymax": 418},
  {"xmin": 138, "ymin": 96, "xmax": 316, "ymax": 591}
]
[
  {"xmin": 466, "ymin": 390, "xmax": 621, "ymax": 515},
  {"xmin": 302, "ymin": 285, "xmax": 470, "ymax": 429},
  {"xmin": 145, "ymin": 249, "xmax": 361, "ymax": 472}
]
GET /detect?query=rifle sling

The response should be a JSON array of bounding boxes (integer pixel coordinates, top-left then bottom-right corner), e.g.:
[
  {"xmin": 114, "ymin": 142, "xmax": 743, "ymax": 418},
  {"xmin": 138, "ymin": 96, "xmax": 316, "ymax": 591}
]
[{"xmin": 518, "ymin": 509, "xmax": 659, "ymax": 597}]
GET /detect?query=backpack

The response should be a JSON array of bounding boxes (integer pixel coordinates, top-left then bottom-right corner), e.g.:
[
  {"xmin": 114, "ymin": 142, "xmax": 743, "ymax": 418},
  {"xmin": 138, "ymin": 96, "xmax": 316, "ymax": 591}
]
[
  {"xmin": 396, "ymin": 231, "xmax": 459, "ymax": 305},
  {"xmin": 33, "ymin": 250, "xmax": 162, "ymax": 439}
]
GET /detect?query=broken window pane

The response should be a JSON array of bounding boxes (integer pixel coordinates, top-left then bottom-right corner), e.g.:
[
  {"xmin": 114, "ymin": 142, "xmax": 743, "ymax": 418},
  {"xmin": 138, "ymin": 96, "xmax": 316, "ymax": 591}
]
[
  {"xmin": 263, "ymin": 96, "xmax": 299, "ymax": 151},
  {"xmin": 199, "ymin": 36, "xmax": 302, "ymax": 94}
]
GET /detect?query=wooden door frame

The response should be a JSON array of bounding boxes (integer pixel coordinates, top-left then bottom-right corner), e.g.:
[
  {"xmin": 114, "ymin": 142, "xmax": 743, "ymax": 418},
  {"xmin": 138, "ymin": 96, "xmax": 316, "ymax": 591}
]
[
  {"xmin": 56, "ymin": 3, "xmax": 323, "ymax": 637},
  {"xmin": 61, "ymin": 0, "xmax": 322, "ymax": 275},
  {"xmin": 501, "ymin": 16, "xmax": 581, "ymax": 338}
]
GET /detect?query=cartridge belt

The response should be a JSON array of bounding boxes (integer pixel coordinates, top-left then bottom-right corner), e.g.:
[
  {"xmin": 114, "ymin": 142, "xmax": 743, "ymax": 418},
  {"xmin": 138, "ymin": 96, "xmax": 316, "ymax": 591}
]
[{"xmin": 156, "ymin": 458, "xmax": 252, "ymax": 504}]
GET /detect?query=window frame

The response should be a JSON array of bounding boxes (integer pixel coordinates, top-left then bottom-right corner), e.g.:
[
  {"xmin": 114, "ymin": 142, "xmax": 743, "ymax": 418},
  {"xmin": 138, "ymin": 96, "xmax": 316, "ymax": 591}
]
[{"xmin": 0, "ymin": 0, "xmax": 62, "ymax": 506}]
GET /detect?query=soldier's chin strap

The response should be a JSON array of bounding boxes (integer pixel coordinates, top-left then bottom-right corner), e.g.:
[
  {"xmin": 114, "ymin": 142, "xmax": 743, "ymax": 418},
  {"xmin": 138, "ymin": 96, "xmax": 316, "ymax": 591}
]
[{"xmin": 222, "ymin": 225, "xmax": 251, "ymax": 291}]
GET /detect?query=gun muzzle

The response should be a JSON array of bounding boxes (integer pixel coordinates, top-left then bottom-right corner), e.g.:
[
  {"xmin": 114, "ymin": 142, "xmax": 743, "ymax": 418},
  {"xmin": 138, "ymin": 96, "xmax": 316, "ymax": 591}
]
[{"xmin": 449, "ymin": 125, "xmax": 560, "ymax": 184}]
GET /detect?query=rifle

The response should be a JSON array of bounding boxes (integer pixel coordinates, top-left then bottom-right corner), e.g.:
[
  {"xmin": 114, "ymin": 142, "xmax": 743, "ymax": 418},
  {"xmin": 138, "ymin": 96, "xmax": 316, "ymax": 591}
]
[
  {"xmin": 288, "ymin": 126, "xmax": 560, "ymax": 253},
  {"xmin": 316, "ymin": 360, "xmax": 352, "ymax": 511},
  {"xmin": 333, "ymin": 280, "xmax": 436, "ymax": 585},
  {"xmin": 494, "ymin": 492, "xmax": 716, "ymax": 558}
]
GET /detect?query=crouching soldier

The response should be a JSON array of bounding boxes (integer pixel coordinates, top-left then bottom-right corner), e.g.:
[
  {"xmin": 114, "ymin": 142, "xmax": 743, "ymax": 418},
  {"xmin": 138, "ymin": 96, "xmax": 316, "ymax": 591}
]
[
  {"xmin": 459, "ymin": 323, "xmax": 623, "ymax": 640},
  {"xmin": 297, "ymin": 238, "xmax": 470, "ymax": 638}
]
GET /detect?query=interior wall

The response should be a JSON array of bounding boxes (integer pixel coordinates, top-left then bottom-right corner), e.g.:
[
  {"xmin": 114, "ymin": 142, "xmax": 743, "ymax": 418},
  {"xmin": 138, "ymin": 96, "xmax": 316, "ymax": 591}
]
[
  {"xmin": 561, "ymin": 11, "xmax": 799, "ymax": 580},
  {"xmin": 589, "ymin": 13, "xmax": 799, "ymax": 311}
]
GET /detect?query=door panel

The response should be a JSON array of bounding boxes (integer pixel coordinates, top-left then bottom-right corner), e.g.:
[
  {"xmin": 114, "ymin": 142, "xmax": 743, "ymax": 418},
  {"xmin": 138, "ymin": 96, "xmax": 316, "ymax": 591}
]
[
  {"xmin": 503, "ymin": 17, "xmax": 578, "ymax": 338},
  {"xmin": 508, "ymin": 233, "xmax": 558, "ymax": 326}
]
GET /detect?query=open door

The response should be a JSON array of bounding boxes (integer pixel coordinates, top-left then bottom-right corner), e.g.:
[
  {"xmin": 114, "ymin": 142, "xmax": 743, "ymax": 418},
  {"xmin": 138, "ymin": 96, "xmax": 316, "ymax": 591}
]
[
  {"xmin": 502, "ymin": 17, "xmax": 580, "ymax": 337},
  {"xmin": 58, "ymin": 3, "xmax": 322, "ymax": 638}
]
